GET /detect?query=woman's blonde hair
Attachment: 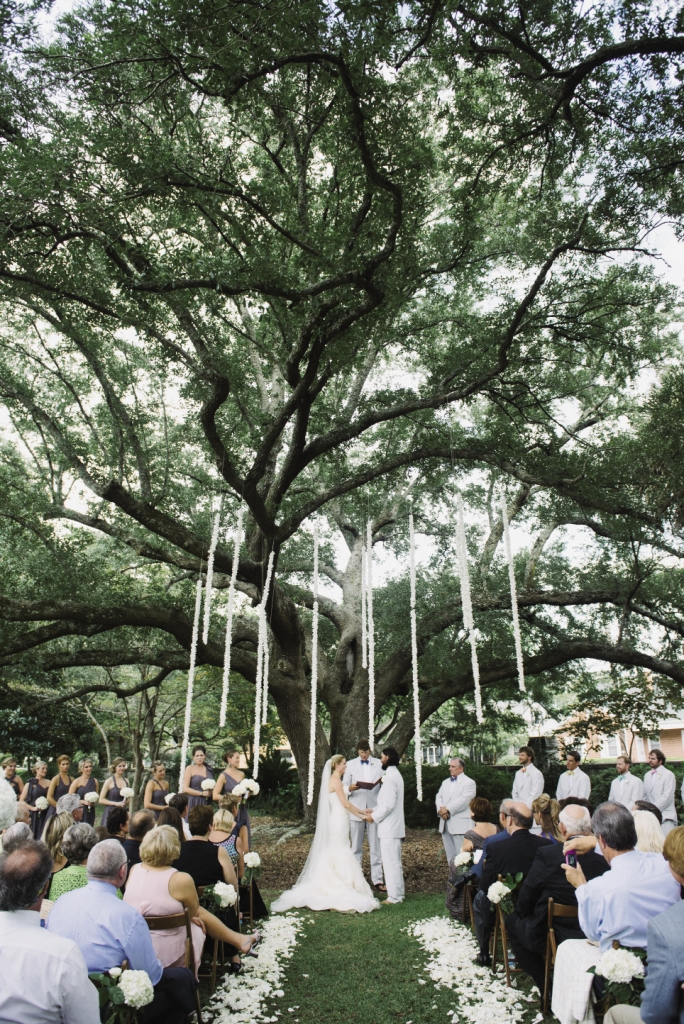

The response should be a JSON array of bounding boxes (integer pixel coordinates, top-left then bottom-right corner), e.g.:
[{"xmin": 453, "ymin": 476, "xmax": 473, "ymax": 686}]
[
  {"xmin": 532, "ymin": 794, "xmax": 562, "ymax": 841},
  {"xmin": 109, "ymin": 757, "xmax": 127, "ymax": 775},
  {"xmin": 213, "ymin": 809, "xmax": 235, "ymax": 833},
  {"xmin": 634, "ymin": 810, "xmax": 665, "ymax": 853},
  {"xmin": 1, "ymin": 755, "xmax": 16, "ymax": 768},
  {"xmin": 140, "ymin": 824, "xmax": 181, "ymax": 867},
  {"xmin": 41, "ymin": 811, "xmax": 73, "ymax": 859},
  {"xmin": 78, "ymin": 758, "xmax": 94, "ymax": 772},
  {"xmin": 664, "ymin": 825, "xmax": 684, "ymax": 877},
  {"xmin": 33, "ymin": 761, "xmax": 48, "ymax": 773},
  {"xmin": 220, "ymin": 794, "xmax": 241, "ymax": 812},
  {"xmin": 330, "ymin": 754, "xmax": 345, "ymax": 771}
]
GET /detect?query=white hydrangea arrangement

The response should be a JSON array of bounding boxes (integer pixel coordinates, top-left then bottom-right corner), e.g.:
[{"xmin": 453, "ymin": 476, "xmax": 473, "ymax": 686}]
[
  {"xmin": 243, "ymin": 849, "xmax": 262, "ymax": 884},
  {"xmin": 589, "ymin": 946, "xmax": 646, "ymax": 1006},
  {"xmin": 120, "ymin": 787, "xmax": 134, "ymax": 799},
  {"xmin": 201, "ymin": 778, "xmax": 216, "ymax": 791},
  {"xmin": 35, "ymin": 796, "xmax": 49, "ymax": 811},
  {"xmin": 212, "ymin": 882, "xmax": 238, "ymax": 908},
  {"xmin": 486, "ymin": 880, "xmax": 511, "ymax": 904},
  {"xmin": 84, "ymin": 791, "xmax": 99, "ymax": 804},
  {"xmin": 88, "ymin": 967, "xmax": 154, "ymax": 1019},
  {"xmin": 453, "ymin": 851, "xmax": 472, "ymax": 869},
  {"xmin": 118, "ymin": 970, "xmax": 155, "ymax": 1008},
  {"xmin": 0, "ymin": 778, "xmax": 17, "ymax": 830}
]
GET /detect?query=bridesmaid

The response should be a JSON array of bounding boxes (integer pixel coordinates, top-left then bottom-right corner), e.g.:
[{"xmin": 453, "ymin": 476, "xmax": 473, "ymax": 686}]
[
  {"xmin": 144, "ymin": 760, "xmax": 169, "ymax": 818},
  {"xmin": 100, "ymin": 757, "xmax": 130, "ymax": 828},
  {"xmin": 182, "ymin": 746, "xmax": 214, "ymax": 810},
  {"xmin": 2, "ymin": 756, "xmax": 22, "ymax": 798},
  {"xmin": 213, "ymin": 750, "xmax": 251, "ymax": 848},
  {"xmin": 46, "ymin": 754, "xmax": 73, "ymax": 822},
  {"xmin": 69, "ymin": 757, "xmax": 99, "ymax": 826},
  {"xmin": 20, "ymin": 761, "xmax": 50, "ymax": 839}
]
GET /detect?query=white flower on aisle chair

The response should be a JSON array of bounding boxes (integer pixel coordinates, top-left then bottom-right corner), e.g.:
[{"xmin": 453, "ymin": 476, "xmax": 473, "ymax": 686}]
[
  {"xmin": 244, "ymin": 852, "xmax": 261, "ymax": 869},
  {"xmin": 452, "ymin": 851, "xmax": 472, "ymax": 869},
  {"xmin": 594, "ymin": 948, "xmax": 645, "ymax": 985},
  {"xmin": 212, "ymin": 882, "xmax": 238, "ymax": 908},
  {"xmin": 118, "ymin": 969, "xmax": 155, "ymax": 1008},
  {"xmin": 487, "ymin": 880, "xmax": 510, "ymax": 904}
]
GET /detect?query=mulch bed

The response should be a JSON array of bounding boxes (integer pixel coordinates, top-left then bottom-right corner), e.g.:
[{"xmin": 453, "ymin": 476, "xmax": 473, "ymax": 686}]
[{"xmin": 252, "ymin": 817, "xmax": 449, "ymax": 893}]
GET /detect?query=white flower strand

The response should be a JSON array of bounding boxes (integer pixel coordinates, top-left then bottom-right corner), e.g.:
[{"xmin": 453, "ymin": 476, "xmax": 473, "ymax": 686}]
[
  {"xmin": 456, "ymin": 494, "xmax": 483, "ymax": 724},
  {"xmin": 261, "ymin": 629, "xmax": 270, "ymax": 726},
  {"xmin": 207, "ymin": 912, "xmax": 306, "ymax": 1024},
  {"xmin": 259, "ymin": 552, "xmax": 275, "ymax": 729},
  {"xmin": 220, "ymin": 506, "xmax": 244, "ymax": 727},
  {"xmin": 179, "ymin": 574, "xmax": 204, "ymax": 788},
  {"xmin": 407, "ymin": 916, "xmax": 535, "ymax": 1024},
  {"xmin": 360, "ymin": 540, "xmax": 367, "ymax": 669},
  {"xmin": 409, "ymin": 511, "xmax": 423, "ymax": 801},
  {"xmin": 366, "ymin": 521, "xmax": 375, "ymax": 742},
  {"xmin": 500, "ymin": 497, "xmax": 526, "ymax": 693},
  {"xmin": 202, "ymin": 510, "xmax": 222, "ymax": 645},
  {"xmin": 307, "ymin": 526, "xmax": 319, "ymax": 806},
  {"xmin": 252, "ymin": 551, "xmax": 275, "ymax": 780}
]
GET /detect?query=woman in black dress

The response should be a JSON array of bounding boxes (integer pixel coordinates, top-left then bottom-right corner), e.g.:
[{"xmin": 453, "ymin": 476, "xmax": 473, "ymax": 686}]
[
  {"xmin": 144, "ymin": 760, "xmax": 169, "ymax": 819},
  {"xmin": 3, "ymin": 756, "xmax": 22, "ymax": 798},
  {"xmin": 182, "ymin": 746, "xmax": 214, "ymax": 810},
  {"xmin": 100, "ymin": 757, "xmax": 130, "ymax": 828},
  {"xmin": 20, "ymin": 760, "xmax": 50, "ymax": 839},
  {"xmin": 46, "ymin": 754, "xmax": 73, "ymax": 823},
  {"xmin": 68, "ymin": 757, "xmax": 100, "ymax": 826}
]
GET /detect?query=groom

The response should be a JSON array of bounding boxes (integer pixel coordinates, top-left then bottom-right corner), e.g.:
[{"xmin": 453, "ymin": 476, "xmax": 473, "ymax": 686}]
[{"xmin": 364, "ymin": 747, "xmax": 405, "ymax": 905}]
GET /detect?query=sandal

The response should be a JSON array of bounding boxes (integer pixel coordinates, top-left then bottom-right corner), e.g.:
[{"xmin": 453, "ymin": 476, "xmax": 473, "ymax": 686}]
[{"xmin": 240, "ymin": 931, "xmax": 262, "ymax": 958}]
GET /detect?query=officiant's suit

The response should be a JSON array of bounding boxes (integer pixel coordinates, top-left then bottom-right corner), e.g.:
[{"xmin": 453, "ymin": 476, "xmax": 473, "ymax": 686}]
[
  {"xmin": 343, "ymin": 754, "xmax": 384, "ymax": 887},
  {"xmin": 435, "ymin": 771, "xmax": 477, "ymax": 864},
  {"xmin": 371, "ymin": 766, "xmax": 405, "ymax": 903}
]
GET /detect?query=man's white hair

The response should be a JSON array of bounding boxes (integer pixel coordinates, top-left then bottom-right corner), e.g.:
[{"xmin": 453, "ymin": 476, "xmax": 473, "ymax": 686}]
[
  {"xmin": 56, "ymin": 794, "xmax": 81, "ymax": 815},
  {"xmin": 87, "ymin": 838, "xmax": 127, "ymax": 880},
  {"xmin": 559, "ymin": 804, "xmax": 591, "ymax": 835}
]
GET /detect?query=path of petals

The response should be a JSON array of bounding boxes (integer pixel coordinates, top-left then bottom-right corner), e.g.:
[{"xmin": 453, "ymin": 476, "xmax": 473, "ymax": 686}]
[
  {"xmin": 207, "ymin": 913, "xmax": 308, "ymax": 1024},
  {"xmin": 407, "ymin": 916, "xmax": 538, "ymax": 1024}
]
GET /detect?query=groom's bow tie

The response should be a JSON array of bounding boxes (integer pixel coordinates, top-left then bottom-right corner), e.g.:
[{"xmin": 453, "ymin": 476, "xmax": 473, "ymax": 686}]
[{"xmin": 360, "ymin": 759, "xmax": 369, "ymax": 765}]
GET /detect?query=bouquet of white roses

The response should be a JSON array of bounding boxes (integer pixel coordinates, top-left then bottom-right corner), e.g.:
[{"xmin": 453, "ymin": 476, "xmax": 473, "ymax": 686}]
[
  {"xmin": 201, "ymin": 778, "xmax": 215, "ymax": 792},
  {"xmin": 243, "ymin": 850, "xmax": 262, "ymax": 885},
  {"xmin": 233, "ymin": 778, "xmax": 260, "ymax": 799},
  {"xmin": 84, "ymin": 791, "xmax": 99, "ymax": 805},
  {"xmin": 89, "ymin": 967, "xmax": 154, "ymax": 1022},
  {"xmin": 35, "ymin": 796, "xmax": 49, "ymax": 811},
  {"xmin": 589, "ymin": 947, "xmax": 646, "ymax": 1009},
  {"xmin": 120, "ymin": 788, "xmax": 134, "ymax": 800},
  {"xmin": 211, "ymin": 881, "xmax": 238, "ymax": 908},
  {"xmin": 487, "ymin": 871, "xmax": 522, "ymax": 915}
]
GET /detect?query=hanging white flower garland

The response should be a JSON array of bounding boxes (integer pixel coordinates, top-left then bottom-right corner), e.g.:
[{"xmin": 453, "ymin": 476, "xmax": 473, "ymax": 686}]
[
  {"xmin": 220, "ymin": 505, "xmax": 244, "ymax": 728},
  {"xmin": 306, "ymin": 526, "xmax": 319, "ymax": 806},
  {"xmin": 366, "ymin": 521, "xmax": 375, "ymax": 743},
  {"xmin": 409, "ymin": 510, "xmax": 423, "ymax": 800},
  {"xmin": 456, "ymin": 494, "xmax": 483, "ymax": 724},
  {"xmin": 252, "ymin": 550, "xmax": 275, "ymax": 780},
  {"xmin": 360, "ymin": 540, "xmax": 367, "ymax": 670},
  {"xmin": 202, "ymin": 509, "xmax": 222, "ymax": 645},
  {"xmin": 179, "ymin": 573, "xmax": 204, "ymax": 789},
  {"xmin": 501, "ymin": 497, "xmax": 526, "ymax": 693}
]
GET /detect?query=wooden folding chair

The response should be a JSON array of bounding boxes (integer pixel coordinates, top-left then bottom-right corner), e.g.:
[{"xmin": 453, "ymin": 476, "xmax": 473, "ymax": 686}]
[
  {"xmin": 542, "ymin": 897, "xmax": 578, "ymax": 1014},
  {"xmin": 490, "ymin": 876, "xmax": 523, "ymax": 986},
  {"xmin": 240, "ymin": 880, "xmax": 254, "ymax": 929},
  {"xmin": 145, "ymin": 906, "xmax": 202, "ymax": 1023},
  {"xmin": 196, "ymin": 886, "xmax": 231, "ymax": 995}
]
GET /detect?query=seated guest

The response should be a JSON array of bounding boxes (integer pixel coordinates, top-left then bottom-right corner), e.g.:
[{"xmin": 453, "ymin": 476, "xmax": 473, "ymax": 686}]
[
  {"xmin": 532, "ymin": 794, "xmax": 562, "ymax": 842},
  {"xmin": 633, "ymin": 799, "xmax": 663, "ymax": 824},
  {"xmin": 48, "ymin": 840, "xmax": 198, "ymax": 1024},
  {"xmin": 0, "ymin": 840, "xmax": 99, "ymax": 1024},
  {"xmin": 173, "ymin": 804, "xmax": 239, "ymax": 890},
  {"xmin": 122, "ymin": 809, "xmax": 155, "ymax": 870},
  {"xmin": 209, "ymin": 808, "xmax": 244, "ymax": 874},
  {"xmin": 106, "ymin": 806, "xmax": 129, "ymax": 840},
  {"xmin": 56, "ymin": 794, "xmax": 83, "ymax": 823},
  {"xmin": 1, "ymin": 821, "xmax": 32, "ymax": 853},
  {"xmin": 41, "ymin": 811, "xmax": 72, "ymax": 887},
  {"xmin": 603, "ymin": 826, "xmax": 684, "ymax": 1024},
  {"xmin": 168, "ymin": 793, "xmax": 191, "ymax": 840},
  {"xmin": 14, "ymin": 801, "xmax": 31, "ymax": 826},
  {"xmin": 634, "ymin": 810, "xmax": 664, "ymax": 853},
  {"xmin": 505, "ymin": 803, "xmax": 610, "ymax": 991},
  {"xmin": 474, "ymin": 801, "xmax": 552, "ymax": 965},
  {"xmin": 446, "ymin": 797, "xmax": 496, "ymax": 918},
  {"xmin": 562, "ymin": 801, "xmax": 681, "ymax": 951},
  {"xmin": 471, "ymin": 798, "xmax": 512, "ymax": 879},
  {"xmin": 157, "ymin": 807, "xmax": 186, "ymax": 847},
  {"xmin": 94, "ymin": 825, "xmax": 110, "ymax": 841},
  {"xmin": 49, "ymin": 823, "xmax": 100, "ymax": 900}
]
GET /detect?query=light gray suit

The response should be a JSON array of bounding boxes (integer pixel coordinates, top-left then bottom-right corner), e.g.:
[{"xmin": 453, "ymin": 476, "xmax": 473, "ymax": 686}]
[
  {"xmin": 371, "ymin": 766, "xmax": 405, "ymax": 903},
  {"xmin": 435, "ymin": 772, "xmax": 477, "ymax": 864}
]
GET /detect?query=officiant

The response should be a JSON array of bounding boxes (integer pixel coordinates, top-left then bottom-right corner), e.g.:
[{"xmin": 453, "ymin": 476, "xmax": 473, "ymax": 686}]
[{"xmin": 343, "ymin": 740, "xmax": 384, "ymax": 892}]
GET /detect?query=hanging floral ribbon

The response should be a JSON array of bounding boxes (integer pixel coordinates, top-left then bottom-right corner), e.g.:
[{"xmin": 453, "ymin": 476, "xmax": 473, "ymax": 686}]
[
  {"xmin": 409, "ymin": 510, "xmax": 423, "ymax": 800},
  {"xmin": 220, "ymin": 505, "xmax": 244, "ymax": 727},
  {"xmin": 366, "ymin": 521, "xmax": 375, "ymax": 744},
  {"xmin": 360, "ymin": 539, "xmax": 367, "ymax": 670},
  {"xmin": 202, "ymin": 509, "xmax": 222, "ymax": 645},
  {"xmin": 179, "ymin": 573, "xmax": 204, "ymax": 788},
  {"xmin": 252, "ymin": 550, "xmax": 275, "ymax": 780},
  {"xmin": 456, "ymin": 494, "xmax": 483, "ymax": 724},
  {"xmin": 501, "ymin": 497, "xmax": 526, "ymax": 693},
  {"xmin": 307, "ymin": 526, "xmax": 319, "ymax": 805}
]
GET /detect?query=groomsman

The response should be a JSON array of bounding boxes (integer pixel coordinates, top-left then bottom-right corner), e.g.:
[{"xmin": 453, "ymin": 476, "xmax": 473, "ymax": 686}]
[
  {"xmin": 556, "ymin": 750, "xmax": 591, "ymax": 802},
  {"xmin": 512, "ymin": 746, "xmax": 544, "ymax": 805},
  {"xmin": 608, "ymin": 754, "xmax": 644, "ymax": 808},
  {"xmin": 343, "ymin": 739, "xmax": 384, "ymax": 890},
  {"xmin": 643, "ymin": 748, "xmax": 677, "ymax": 835},
  {"xmin": 366, "ymin": 747, "xmax": 405, "ymax": 904},
  {"xmin": 435, "ymin": 757, "xmax": 477, "ymax": 864}
]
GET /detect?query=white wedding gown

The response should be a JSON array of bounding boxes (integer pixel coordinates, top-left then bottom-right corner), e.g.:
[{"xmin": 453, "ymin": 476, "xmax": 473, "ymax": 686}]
[{"xmin": 271, "ymin": 766, "xmax": 379, "ymax": 914}]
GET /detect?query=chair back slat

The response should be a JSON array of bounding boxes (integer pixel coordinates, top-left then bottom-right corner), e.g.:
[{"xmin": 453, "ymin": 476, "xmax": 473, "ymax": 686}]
[
  {"xmin": 145, "ymin": 912, "xmax": 187, "ymax": 930},
  {"xmin": 553, "ymin": 904, "xmax": 579, "ymax": 919}
]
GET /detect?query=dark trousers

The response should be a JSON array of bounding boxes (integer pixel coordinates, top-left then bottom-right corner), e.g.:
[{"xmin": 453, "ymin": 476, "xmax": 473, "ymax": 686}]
[
  {"xmin": 473, "ymin": 889, "xmax": 494, "ymax": 952},
  {"xmin": 505, "ymin": 912, "xmax": 546, "ymax": 991},
  {"xmin": 140, "ymin": 967, "xmax": 198, "ymax": 1024}
]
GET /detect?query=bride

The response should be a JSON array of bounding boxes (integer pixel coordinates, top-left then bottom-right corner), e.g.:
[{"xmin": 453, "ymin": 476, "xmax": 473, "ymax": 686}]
[{"xmin": 271, "ymin": 755, "xmax": 379, "ymax": 913}]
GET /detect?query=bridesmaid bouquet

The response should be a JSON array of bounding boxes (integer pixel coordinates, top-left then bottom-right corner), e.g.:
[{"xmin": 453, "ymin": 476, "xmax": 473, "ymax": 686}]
[
  {"xmin": 233, "ymin": 779, "xmax": 260, "ymax": 799},
  {"xmin": 120, "ymin": 788, "xmax": 134, "ymax": 799},
  {"xmin": 84, "ymin": 791, "xmax": 99, "ymax": 805},
  {"xmin": 35, "ymin": 796, "xmax": 49, "ymax": 811},
  {"xmin": 243, "ymin": 850, "xmax": 262, "ymax": 885},
  {"xmin": 89, "ymin": 967, "xmax": 154, "ymax": 1021},
  {"xmin": 201, "ymin": 778, "xmax": 215, "ymax": 791}
]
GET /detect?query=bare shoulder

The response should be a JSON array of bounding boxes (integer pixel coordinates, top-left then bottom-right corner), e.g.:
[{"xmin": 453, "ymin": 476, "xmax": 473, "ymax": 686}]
[
  {"xmin": 169, "ymin": 870, "xmax": 195, "ymax": 898},
  {"xmin": 329, "ymin": 775, "xmax": 341, "ymax": 792}
]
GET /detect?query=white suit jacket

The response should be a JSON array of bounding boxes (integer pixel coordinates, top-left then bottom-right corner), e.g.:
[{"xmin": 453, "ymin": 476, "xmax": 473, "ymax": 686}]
[
  {"xmin": 608, "ymin": 772, "xmax": 644, "ymax": 809},
  {"xmin": 435, "ymin": 773, "xmax": 477, "ymax": 834},
  {"xmin": 343, "ymin": 756, "xmax": 383, "ymax": 811},
  {"xmin": 556, "ymin": 767, "xmax": 591, "ymax": 801},
  {"xmin": 372, "ymin": 766, "xmax": 405, "ymax": 839},
  {"xmin": 644, "ymin": 766, "xmax": 677, "ymax": 822},
  {"xmin": 511, "ymin": 764, "xmax": 544, "ymax": 805}
]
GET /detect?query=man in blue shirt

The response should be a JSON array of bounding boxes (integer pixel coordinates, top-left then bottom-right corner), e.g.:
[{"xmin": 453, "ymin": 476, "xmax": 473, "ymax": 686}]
[{"xmin": 48, "ymin": 840, "xmax": 197, "ymax": 1024}]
